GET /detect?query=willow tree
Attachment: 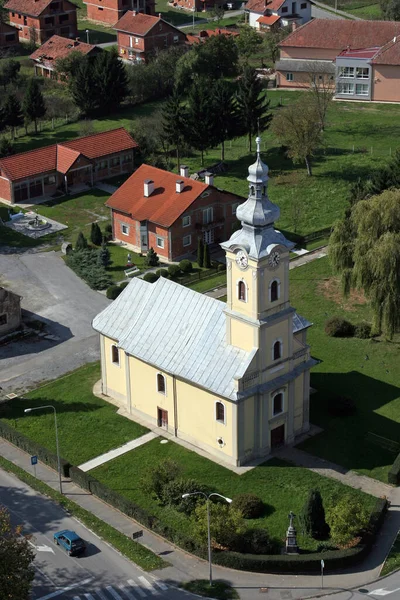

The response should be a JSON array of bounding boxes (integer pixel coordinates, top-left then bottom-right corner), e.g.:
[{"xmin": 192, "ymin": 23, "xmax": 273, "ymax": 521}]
[{"xmin": 330, "ymin": 189, "xmax": 400, "ymax": 338}]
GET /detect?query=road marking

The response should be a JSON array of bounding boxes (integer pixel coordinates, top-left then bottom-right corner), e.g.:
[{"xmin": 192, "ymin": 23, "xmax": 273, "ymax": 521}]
[
  {"xmin": 36, "ymin": 578, "xmax": 93, "ymax": 600},
  {"xmin": 153, "ymin": 581, "xmax": 168, "ymax": 592},
  {"xmin": 106, "ymin": 586, "xmax": 124, "ymax": 600},
  {"xmin": 138, "ymin": 576, "xmax": 159, "ymax": 595},
  {"xmin": 118, "ymin": 584, "xmax": 136, "ymax": 599},
  {"xmin": 128, "ymin": 579, "xmax": 147, "ymax": 598},
  {"xmin": 28, "ymin": 540, "xmax": 55, "ymax": 554},
  {"xmin": 369, "ymin": 589, "xmax": 400, "ymax": 596}
]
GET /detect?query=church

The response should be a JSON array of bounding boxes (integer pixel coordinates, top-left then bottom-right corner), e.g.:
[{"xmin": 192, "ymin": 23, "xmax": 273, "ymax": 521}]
[{"xmin": 92, "ymin": 140, "xmax": 316, "ymax": 466}]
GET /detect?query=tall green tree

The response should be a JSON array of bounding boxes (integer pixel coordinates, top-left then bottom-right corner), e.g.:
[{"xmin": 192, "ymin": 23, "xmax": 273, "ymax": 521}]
[
  {"xmin": 330, "ymin": 188, "xmax": 400, "ymax": 338},
  {"xmin": 162, "ymin": 89, "xmax": 186, "ymax": 170},
  {"xmin": 236, "ymin": 25, "xmax": 263, "ymax": 63},
  {"xmin": 236, "ymin": 66, "xmax": 272, "ymax": 151},
  {"xmin": 185, "ymin": 77, "xmax": 218, "ymax": 166},
  {"xmin": 0, "ymin": 137, "xmax": 15, "ymax": 158},
  {"xmin": 0, "ymin": 505, "xmax": 35, "ymax": 599},
  {"xmin": 380, "ymin": 0, "xmax": 400, "ymax": 19},
  {"xmin": 0, "ymin": 59, "xmax": 21, "ymax": 90},
  {"xmin": 23, "ymin": 78, "xmax": 46, "ymax": 134},
  {"xmin": 203, "ymin": 243, "xmax": 211, "ymax": 268},
  {"xmin": 197, "ymin": 237, "xmax": 204, "ymax": 267},
  {"xmin": 93, "ymin": 48, "xmax": 128, "ymax": 114},
  {"xmin": 69, "ymin": 59, "xmax": 99, "ymax": 116},
  {"xmin": 3, "ymin": 92, "xmax": 23, "ymax": 139},
  {"xmin": 97, "ymin": 242, "xmax": 112, "ymax": 267},
  {"xmin": 213, "ymin": 79, "xmax": 240, "ymax": 162},
  {"xmin": 300, "ymin": 489, "xmax": 330, "ymax": 540},
  {"xmin": 75, "ymin": 231, "xmax": 88, "ymax": 250},
  {"xmin": 271, "ymin": 99, "xmax": 323, "ymax": 176},
  {"xmin": 91, "ymin": 222, "xmax": 103, "ymax": 246}
]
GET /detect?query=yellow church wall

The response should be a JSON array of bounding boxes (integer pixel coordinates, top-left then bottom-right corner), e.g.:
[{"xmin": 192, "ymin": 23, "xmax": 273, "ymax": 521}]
[
  {"xmin": 176, "ymin": 378, "xmax": 235, "ymax": 460},
  {"xmin": 242, "ymin": 396, "xmax": 255, "ymax": 453},
  {"xmin": 230, "ymin": 262, "xmax": 254, "ymax": 316},
  {"xmin": 103, "ymin": 335, "xmax": 127, "ymax": 401},
  {"xmin": 293, "ymin": 373, "xmax": 304, "ymax": 433},
  {"xmin": 260, "ymin": 261, "xmax": 287, "ymax": 308},
  {"xmin": 128, "ymin": 357, "xmax": 176, "ymax": 429},
  {"xmin": 230, "ymin": 318, "xmax": 257, "ymax": 351}
]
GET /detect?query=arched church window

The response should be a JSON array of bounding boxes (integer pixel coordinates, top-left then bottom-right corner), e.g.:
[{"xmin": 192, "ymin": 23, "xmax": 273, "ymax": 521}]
[
  {"xmin": 270, "ymin": 280, "xmax": 279, "ymax": 302},
  {"xmin": 238, "ymin": 280, "xmax": 246, "ymax": 302},
  {"xmin": 215, "ymin": 401, "xmax": 225, "ymax": 423},
  {"xmin": 273, "ymin": 392, "xmax": 283, "ymax": 415},
  {"xmin": 111, "ymin": 345, "xmax": 119, "ymax": 365},
  {"xmin": 157, "ymin": 373, "xmax": 166, "ymax": 394},
  {"xmin": 250, "ymin": 185, "xmax": 255, "ymax": 196},
  {"xmin": 273, "ymin": 340, "xmax": 282, "ymax": 361}
]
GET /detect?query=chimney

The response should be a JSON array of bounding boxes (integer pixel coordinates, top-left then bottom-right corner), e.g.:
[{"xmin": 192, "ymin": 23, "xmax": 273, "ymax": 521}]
[
  {"xmin": 180, "ymin": 165, "xmax": 189, "ymax": 178},
  {"xmin": 132, "ymin": 10, "xmax": 137, "ymax": 15},
  {"xmin": 144, "ymin": 179, "xmax": 154, "ymax": 197},
  {"xmin": 291, "ymin": 22, "xmax": 298, "ymax": 32},
  {"xmin": 204, "ymin": 172, "xmax": 214, "ymax": 186},
  {"xmin": 159, "ymin": 12, "xmax": 162, "ymax": 17},
  {"xmin": 176, "ymin": 180, "xmax": 184, "ymax": 193}
]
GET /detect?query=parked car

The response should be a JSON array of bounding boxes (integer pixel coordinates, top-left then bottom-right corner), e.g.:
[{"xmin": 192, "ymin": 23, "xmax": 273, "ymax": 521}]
[{"xmin": 53, "ymin": 530, "xmax": 86, "ymax": 556}]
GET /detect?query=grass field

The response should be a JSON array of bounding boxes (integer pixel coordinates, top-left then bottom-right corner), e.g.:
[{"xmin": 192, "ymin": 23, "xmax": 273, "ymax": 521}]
[
  {"xmin": 0, "ymin": 363, "xmax": 148, "ymax": 465},
  {"xmin": 320, "ymin": 0, "xmax": 381, "ymax": 18}
]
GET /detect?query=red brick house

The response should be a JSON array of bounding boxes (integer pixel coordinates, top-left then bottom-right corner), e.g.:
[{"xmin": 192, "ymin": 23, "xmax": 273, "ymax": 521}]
[
  {"xmin": 0, "ymin": 21, "xmax": 19, "ymax": 48},
  {"xmin": 170, "ymin": 0, "xmax": 224, "ymax": 13},
  {"xmin": 0, "ymin": 128, "xmax": 138, "ymax": 205},
  {"xmin": 106, "ymin": 164, "xmax": 244, "ymax": 261},
  {"xmin": 30, "ymin": 35, "xmax": 99, "ymax": 78},
  {"xmin": 186, "ymin": 27, "xmax": 239, "ymax": 45},
  {"xmin": 114, "ymin": 11, "xmax": 186, "ymax": 62},
  {"xmin": 6, "ymin": 0, "xmax": 78, "ymax": 44},
  {"xmin": 84, "ymin": 0, "xmax": 154, "ymax": 27}
]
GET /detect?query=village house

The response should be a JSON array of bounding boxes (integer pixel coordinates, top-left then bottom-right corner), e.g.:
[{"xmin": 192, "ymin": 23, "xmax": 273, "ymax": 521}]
[
  {"xmin": 0, "ymin": 287, "xmax": 22, "ymax": 336},
  {"xmin": 276, "ymin": 19, "xmax": 400, "ymax": 103},
  {"xmin": 245, "ymin": 0, "xmax": 312, "ymax": 32},
  {"xmin": 169, "ymin": 0, "xmax": 224, "ymax": 14},
  {"xmin": 30, "ymin": 35, "xmax": 99, "ymax": 79},
  {"xmin": 93, "ymin": 140, "xmax": 316, "ymax": 466},
  {"xmin": 106, "ymin": 163, "xmax": 244, "ymax": 261},
  {"xmin": 114, "ymin": 11, "xmax": 186, "ymax": 62},
  {"xmin": 84, "ymin": 0, "xmax": 155, "ymax": 27},
  {"xmin": 5, "ymin": 0, "xmax": 78, "ymax": 44},
  {"xmin": 0, "ymin": 128, "xmax": 138, "ymax": 205},
  {"xmin": 0, "ymin": 21, "xmax": 19, "ymax": 48},
  {"xmin": 186, "ymin": 27, "xmax": 240, "ymax": 45}
]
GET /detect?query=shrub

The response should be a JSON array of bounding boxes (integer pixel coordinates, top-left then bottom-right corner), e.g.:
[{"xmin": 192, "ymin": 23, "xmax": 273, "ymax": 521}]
[
  {"xmin": 218, "ymin": 262, "xmax": 227, "ymax": 272},
  {"xmin": 145, "ymin": 247, "xmax": 159, "ymax": 267},
  {"xmin": 161, "ymin": 478, "xmax": 209, "ymax": 514},
  {"xmin": 231, "ymin": 494, "xmax": 264, "ymax": 519},
  {"xmin": 66, "ymin": 249, "xmax": 112, "ymax": 290},
  {"xmin": 329, "ymin": 496, "xmax": 370, "ymax": 546},
  {"xmin": 106, "ymin": 285, "xmax": 122, "ymax": 300},
  {"xmin": 156, "ymin": 268, "xmax": 169, "ymax": 278},
  {"xmin": 197, "ymin": 237, "xmax": 204, "ymax": 267},
  {"xmin": 388, "ymin": 453, "xmax": 400, "ymax": 485},
  {"xmin": 119, "ymin": 281, "xmax": 130, "ymax": 290},
  {"xmin": 179, "ymin": 259, "xmax": 193, "ymax": 273},
  {"xmin": 325, "ymin": 317, "xmax": 355, "ymax": 338},
  {"xmin": 231, "ymin": 528, "xmax": 277, "ymax": 555},
  {"xmin": 168, "ymin": 264, "xmax": 181, "ymax": 279},
  {"xmin": 90, "ymin": 222, "xmax": 103, "ymax": 246},
  {"xmin": 299, "ymin": 489, "xmax": 330, "ymax": 540},
  {"xmin": 75, "ymin": 231, "xmax": 88, "ymax": 251},
  {"xmin": 194, "ymin": 502, "xmax": 245, "ymax": 550},
  {"xmin": 97, "ymin": 243, "xmax": 112, "ymax": 268},
  {"xmin": 328, "ymin": 395, "xmax": 356, "ymax": 417},
  {"xmin": 143, "ymin": 272, "xmax": 159, "ymax": 283},
  {"xmin": 141, "ymin": 458, "xmax": 182, "ymax": 502},
  {"xmin": 354, "ymin": 322, "xmax": 372, "ymax": 339},
  {"xmin": 203, "ymin": 243, "xmax": 211, "ymax": 268}
]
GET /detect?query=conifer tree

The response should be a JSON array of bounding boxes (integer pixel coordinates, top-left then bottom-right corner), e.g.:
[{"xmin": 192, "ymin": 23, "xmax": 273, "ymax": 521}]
[
  {"xmin": 91, "ymin": 222, "xmax": 103, "ymax": 246},
  {"xmin": 75, "ymin": 231, "xmax": 88, "ymax": 251},
  {"xmin": 236, "ymin": 66, "xmax": 272, "ymax": 152},
  {"xmin": 145, "ymin": 247, "xmax": 159, "ymax": 267},
  {"xmin": 97, "ymin": 242, "xmax": 112, "ymax": 267},
  {"xmin": 203, "ymin": 243, "xmax": 211, "ymax": 268},
  {"xmin": 93, "ymin": 48, "xmax": 128, "ymax": 114},
  {"xmin": 184, "ymin": 77, "xmax": 218, "ymax": 166},
  {"xmin": 213, "ymin": 79, "xmax": 240, "ymax": 162},
  {"xmin": 162, "ymin": 89, "xmax": 186, "ymax": 171},
  {"xmin": 197, "ymin": 237, "xmax": 204, "ymax": 267},
  {"xmin": 23, "ymin": 78, "xmax": 46, "ymax": 134},
  {"xmin": 300, "ymin": 489, "xmax": 330, "ymax": 540},
  {"xmin": 0, "ymin": 137, "xmax": 14, "ymax": 158},
  {"xmin": 69, "ymin": 59, "xmax": 99, "ymax": 116},
  {"xmin": 3, "ymin": 92, "xmax": 23, "ymax": 140}
]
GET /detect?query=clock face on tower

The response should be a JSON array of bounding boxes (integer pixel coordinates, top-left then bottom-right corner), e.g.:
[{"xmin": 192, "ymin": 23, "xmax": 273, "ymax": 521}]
[
  {"xmin": 268, "ymin": 250, "xmax": 280, "ymax": 269},
  {"xmin": 235, "ymin": 250, "xmax": 248, "ymax": 270}
]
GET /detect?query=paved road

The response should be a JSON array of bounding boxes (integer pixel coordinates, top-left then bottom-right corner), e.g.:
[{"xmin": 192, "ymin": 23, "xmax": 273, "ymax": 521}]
[
  {"xmin": 311, "ymin": 1, "xmax": 359, "ymax": 19},
  {"xmin": 0, "ymin": 252, "xmax": 109, "ymax": 394},
  {"xmin": 0, "ymin": 467, "xmax": 191, "ymax": 600}
]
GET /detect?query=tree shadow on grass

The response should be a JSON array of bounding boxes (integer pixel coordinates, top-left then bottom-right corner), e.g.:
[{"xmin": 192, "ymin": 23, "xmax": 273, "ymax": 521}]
[{"xmin": 0, "ymin": 396, "xmax": 102, "ymax": 421}]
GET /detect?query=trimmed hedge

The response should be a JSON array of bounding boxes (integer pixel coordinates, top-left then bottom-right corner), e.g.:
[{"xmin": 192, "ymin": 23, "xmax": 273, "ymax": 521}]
[
  {"xmin": 388, "ymin": 453, "xmax": 400, "ymax": 485},
  {"xmin": 0, "ymin": 419, "xmax": 71, "ymax": 477}
]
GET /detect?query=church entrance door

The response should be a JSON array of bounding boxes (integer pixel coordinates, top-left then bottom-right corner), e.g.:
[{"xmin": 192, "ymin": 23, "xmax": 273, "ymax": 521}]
[
  {"xmin": 271, "ymin": 424, "xmax": 285, "ymax": 449},
  {"xmin": 157, "ymin": 408, "xmax": 168, "ymax": 429}
]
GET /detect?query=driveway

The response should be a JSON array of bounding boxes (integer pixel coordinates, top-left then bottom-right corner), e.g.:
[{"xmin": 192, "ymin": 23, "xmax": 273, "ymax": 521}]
[{"xmin": 0, "ymin": 251, "xmax": 109, "ymax": 394}]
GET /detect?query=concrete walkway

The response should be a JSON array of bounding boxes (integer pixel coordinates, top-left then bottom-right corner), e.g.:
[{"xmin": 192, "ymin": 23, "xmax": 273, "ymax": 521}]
[
  {"xmin": 96, "ymin": 182, "xmax": 118, "ymax": 194},
  {"xmin": 274, "ymin": 446, "xmax": 393, "ymax": 498},
  {"xmin": 78, "ymin": 431, "xmax": 158, "ymax": 472}
]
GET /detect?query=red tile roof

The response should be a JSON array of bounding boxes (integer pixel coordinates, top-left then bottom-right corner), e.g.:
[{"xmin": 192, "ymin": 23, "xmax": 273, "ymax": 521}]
[
  {"xmin": 5, "ymin": 0, "xmax": 75, "ymax": 17},
  {"xmin": 245, "ymin": 0, "xmax": 284, "ymax": 13},
  {"xmin": 257, "ymin": 14, "xmax": 280, "ymax": 25},
  {"xmin": 106, "ymin": 164, "xmax": 209, "ymax": 227},
  {"xmin": 337, "ymin": 46, "xmax": 380, "ymax": 59},
  {"xmin": 372, "ymin": 37, "xmax": 400, "ymax": 65},
  {"xmin": 279, "ymin": 18, "xmax": 400, "ymax": 50},
  {"xmin": 114, "ymin": 11, "xmax": 161, "ymax": 35},
  {"xmin": 186, "ymin": 27, "xmax": 239, "ymax": 44},
  {"xmin": 30, "ymin": 35, "xmax": 96, "ymax": 66},
  {"xmin": 0, "ymin": 128, "xmax": 138, "ymax": 182}
]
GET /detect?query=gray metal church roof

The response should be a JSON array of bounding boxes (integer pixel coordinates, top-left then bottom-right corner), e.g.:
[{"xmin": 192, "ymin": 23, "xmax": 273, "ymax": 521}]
[
  {"xmin": 93, "ymin": 276, "xmax": 255, "ymax": 401},
  {"xmin": 292, "ymin": 312, "xmax": 312, "ymax": 333}
]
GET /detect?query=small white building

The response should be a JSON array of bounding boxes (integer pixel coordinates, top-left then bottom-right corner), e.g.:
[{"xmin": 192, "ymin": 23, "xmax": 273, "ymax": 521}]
[{"xmin": 246, "ymin": 0, "xmax": 312, "ymax": 31}]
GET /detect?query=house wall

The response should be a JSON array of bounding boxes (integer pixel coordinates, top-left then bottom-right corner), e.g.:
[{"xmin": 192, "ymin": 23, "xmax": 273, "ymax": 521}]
[
  {"xmin": 0, "ymin": 27, "xmax": 19, "ymax": 47},
  {"xmin": 249, "ymin": 11, "xmax": 261, "ymax": 27},
  {"xmin": 278, "ymin": 0, "xmax": 312, "ymax": 24},
  {"xmin": 117, "ymin": 21, "xmax": 186, "ymax": 62},
  {"xmin": 372, "ymin": 64, "xmax": 400, "ymax": 102},
  {"xmin": 9, "ymin": 0, "xmax": 77, "ymax": 44},
  {"xmin": 85, "ymin": 0, "xmax": 154, "ymax": 25},
  {"xmin": 102, "ymin": 336, "xmax": 127, "ymax": 401},
  {"xmin": 0, "ymin": 176, "xmax": 12, "ymax": 203},
  {"xmin": 0, "ymin": 288, "xmax": 21, "ymax": 336}
]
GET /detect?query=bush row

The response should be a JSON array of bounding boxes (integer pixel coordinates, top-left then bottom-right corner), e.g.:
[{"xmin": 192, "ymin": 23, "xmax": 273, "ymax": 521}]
[
  {"xmin": 0, "ymin": 418, "xmax": 71, "ymax": 477},
  {"xmin": 69, "ymin": 464, "xmax": 388, "ymax": 573},
  {"xmin": 325, "ymin": 317, "xmax": 372, "ymax": 339},
  {"xmin": 388, "ymin": 453, "xmax": 400, "ymax": 485}
]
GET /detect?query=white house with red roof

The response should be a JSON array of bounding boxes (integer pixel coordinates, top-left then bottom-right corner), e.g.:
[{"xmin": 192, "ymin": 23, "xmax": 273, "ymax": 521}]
[
  {"xmin": 0, "ymin": 128, "xmax": 138, "ymax": 205},
  {"xmin": 245, "ymin": 0, "xmax": 312, "ymax": 31},
  {"xmin": 106, "ymin": 163, "xmax": 244, "ymax": 261},
  {"xmin": 276, "ymin": 18, "xmax": 400, "ymax": 102}
]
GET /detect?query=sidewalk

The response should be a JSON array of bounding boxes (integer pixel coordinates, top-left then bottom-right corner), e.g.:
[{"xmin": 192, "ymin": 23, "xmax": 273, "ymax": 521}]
[{"xmin": 1, "ymin": 437, "xmax": 399, "ymax": 600}]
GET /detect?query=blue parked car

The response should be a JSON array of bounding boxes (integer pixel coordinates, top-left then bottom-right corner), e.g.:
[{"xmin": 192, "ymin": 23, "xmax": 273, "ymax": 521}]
[{"xmin": 53, "ymin": 530, "xmax": 86, "ymax": 556}]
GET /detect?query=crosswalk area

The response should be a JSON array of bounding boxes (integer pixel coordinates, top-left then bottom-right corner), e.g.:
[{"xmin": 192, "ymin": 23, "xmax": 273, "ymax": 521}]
[{"xmin": 37, "ymin": 575, "xmax": 169, "ymax": 600}]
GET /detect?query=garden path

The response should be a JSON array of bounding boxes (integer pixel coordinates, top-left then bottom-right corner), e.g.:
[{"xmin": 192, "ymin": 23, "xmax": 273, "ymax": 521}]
[
  {"xmin": 274, "ymin": 445, "xmax": 392, "ymax": 498},
  {"xmin": 96, "ymin": 182, "xmax": 118, "ymax": 194},
  {"xmin": 78, "ymin": 431, "xmax": 158, "ymax": 472}
]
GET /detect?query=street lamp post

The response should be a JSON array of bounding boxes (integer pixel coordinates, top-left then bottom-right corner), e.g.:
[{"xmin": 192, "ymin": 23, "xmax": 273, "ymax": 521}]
[
  {"xmin": 86, "ymin": 29, "xmax": 90, "ymax": 44},
  {"xmin": 24, "ymin": 405, "xmax": 62, "ymax": 494},
  {"xmin": 182, "ymin": 491, "xmax": 232, "ymax": 586}
]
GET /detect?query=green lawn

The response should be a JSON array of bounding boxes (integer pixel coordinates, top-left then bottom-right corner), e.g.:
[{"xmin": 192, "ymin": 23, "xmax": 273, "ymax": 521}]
[
  {"xmin": 381, "ymin": 532, "xmax": 400, "ymax": 576},
  {"xmin": 187, "ymin": 272, "xmax": 226, "ymax": 293},
  {"xmin": 107, "ymin": 244, "xmax": 147, "ymax": 282},
  {"xmin": 78, "ymin": 19, "xmax": 117, "ymax": 44},
  {"xmin": 318, "ymin": 0, "xmax": 381, "ymax": 18},
  {"xmin": 155, "ymin": 0, "xmax": 205, "ymax": 26},
  {"xmin": 91, "ymin": 437, "xmax": 376, "ymax": 552},
  {"xmin": 0, "ymin": 363, "xmax": 148, "ymax": 466},
  {"xmin": 290, "ymin": 257, "xmax": 400, "ymax": 482}
]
